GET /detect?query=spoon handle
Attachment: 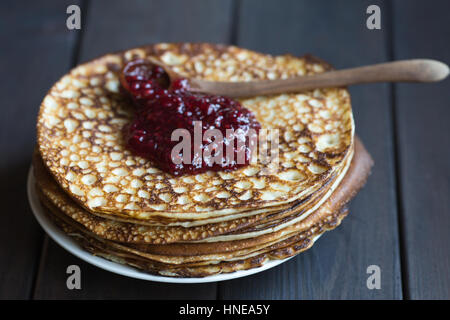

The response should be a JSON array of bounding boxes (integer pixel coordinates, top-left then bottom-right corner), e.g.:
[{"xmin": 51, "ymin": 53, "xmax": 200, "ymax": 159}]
[{"xmin": 191, "ymin": 59, "xmax": 449, "ymax": 98}]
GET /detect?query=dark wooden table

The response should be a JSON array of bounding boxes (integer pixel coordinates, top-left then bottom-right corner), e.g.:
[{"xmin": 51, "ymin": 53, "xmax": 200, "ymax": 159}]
[{"xmin": 1, "ymin": 0, "xmax": 449, "ymax": 300}]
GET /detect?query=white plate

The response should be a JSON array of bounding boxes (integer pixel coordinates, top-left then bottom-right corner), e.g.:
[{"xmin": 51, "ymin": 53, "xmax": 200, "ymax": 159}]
[{"xmin": 28, "ymin": 165, "xmax": 321, "ymax": 283}]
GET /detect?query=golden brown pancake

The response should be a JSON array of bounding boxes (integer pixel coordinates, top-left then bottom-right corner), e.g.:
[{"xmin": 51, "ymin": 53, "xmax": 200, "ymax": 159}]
[
  {"xmin": 34, "ymin": 43, "xmax": 371, "ymax": 277},
  {"xmin": 37, "ymin": 43, "xmax": 354, "ymax": 220},
  {"xmin": 35, "ymin": 137, "xmax": 372, "ymax": 276},
  {"xmin": 33, "ymin": 145, "xmax": 352, "ymax": 244},
  {"xmin": 43, "ymin": 194, "xmax": 349, "ymax": 277}
]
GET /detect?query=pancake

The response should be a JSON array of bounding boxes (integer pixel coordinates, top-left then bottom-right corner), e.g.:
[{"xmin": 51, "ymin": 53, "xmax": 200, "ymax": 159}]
[
  {"xmin": 37, "ymin": 43, "xmax": 354, "ymax": 221},
  {"xmin": 46, "ymin": 205, "xmax": 348, "ymax": 277},
  {"xmin": 42, "ymin": 195, "xmax": 347, "ymax": 266},
  {"xmin": 34, "ymin": 43, "xmax": 371, "ymax": 277},
  {"xmin": 36, "ymin": 137, "xmax": 372, "ymax": 271},
  {"xmin": 32, "ymin": 143, "xmax": 352, "ymax": 243}
]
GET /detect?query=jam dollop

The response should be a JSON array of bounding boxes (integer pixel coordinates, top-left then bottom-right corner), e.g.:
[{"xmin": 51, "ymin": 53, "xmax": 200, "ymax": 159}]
[{"xmin": 121, "ymin": 59, "xmax": 261, "ymax": 176}]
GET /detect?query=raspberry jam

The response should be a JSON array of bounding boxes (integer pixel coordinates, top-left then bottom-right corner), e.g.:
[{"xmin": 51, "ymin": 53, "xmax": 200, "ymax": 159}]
[{"xmin": 120, "ymin": 59, "xmax": 261, "ymax": 176}]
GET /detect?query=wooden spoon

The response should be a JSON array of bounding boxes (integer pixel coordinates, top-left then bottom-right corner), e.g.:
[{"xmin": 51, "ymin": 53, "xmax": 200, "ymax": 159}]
[{"xmin": 149, "ymin": 58, "xmax": 449, "ymax": 98}]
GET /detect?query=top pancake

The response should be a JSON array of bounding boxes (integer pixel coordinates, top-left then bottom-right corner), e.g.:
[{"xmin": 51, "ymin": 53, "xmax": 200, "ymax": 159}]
[{"xmin": 37, "ymin": 43, "xmax": 354, "ymax": 219}]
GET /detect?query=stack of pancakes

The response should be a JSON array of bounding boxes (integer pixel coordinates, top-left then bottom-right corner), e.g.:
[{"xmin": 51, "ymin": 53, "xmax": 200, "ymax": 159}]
[{"xmin": 34, "ymin": 43, "xmax": 373, "ymax": 277}]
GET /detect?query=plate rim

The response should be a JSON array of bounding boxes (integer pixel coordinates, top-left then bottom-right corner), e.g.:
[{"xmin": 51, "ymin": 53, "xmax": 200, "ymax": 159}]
[{"xmin": 27, "ymin": 165, "xmax": 319, "ymax": 283}]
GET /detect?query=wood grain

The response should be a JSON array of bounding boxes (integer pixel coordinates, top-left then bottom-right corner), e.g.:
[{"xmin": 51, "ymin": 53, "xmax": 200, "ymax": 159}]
[
  {"xmin": 0, "ymin": 0, "xmax": 79, "ymax": 299},
  {"xmin": 34, "ymin": 240, "xmax": 216, "ymax": 299},
  {"xmin": 78, "ymin": 0, "xmax": 236, "ymax": 62},
  {"xmin": 218, "ymin": 0, "xmax": 403, "ymax": 299},
  {"xmin": 392, "ymin": 0, "xmax": 450, "ymax": 299}
]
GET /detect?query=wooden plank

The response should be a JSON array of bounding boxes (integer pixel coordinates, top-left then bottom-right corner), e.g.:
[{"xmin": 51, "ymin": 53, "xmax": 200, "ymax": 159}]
[
  {"xmin": 0, "ymin": 0, "xmax": 79, "ymax": 299},
  {"xmin": 34, "ymin": 240, "xmax": 216, "ymax": 299},
  {"xmin": 33, "ymin": 0, "xmax": 234, "ymax": 299},
  {"xmin": 79, "ymin": 0, "xmax": 235, "ymax": 62},
  {"xmin": 392, "ymin": 0, "xmax": 450, "ymax": 299},
  {"xmin": 219, "ymin": 0, "xmax": 402, "ymax": 299}
]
